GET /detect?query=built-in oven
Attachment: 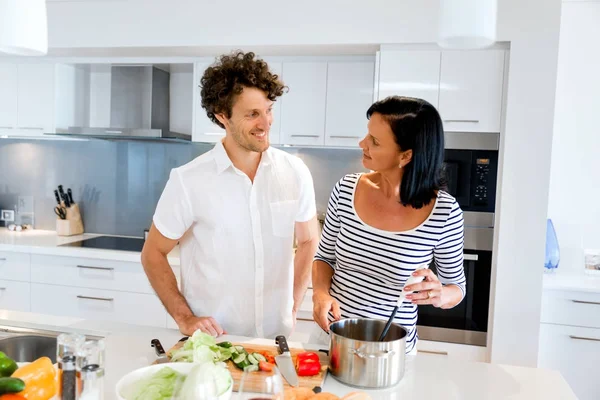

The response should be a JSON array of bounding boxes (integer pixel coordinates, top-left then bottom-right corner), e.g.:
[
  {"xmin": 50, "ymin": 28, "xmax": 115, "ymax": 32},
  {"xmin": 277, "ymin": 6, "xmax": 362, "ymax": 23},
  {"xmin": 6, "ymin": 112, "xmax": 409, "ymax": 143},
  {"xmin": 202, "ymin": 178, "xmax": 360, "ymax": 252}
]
[
  {"xmin": 417, "ymin": 221, "xmax": 493, "ymax": 346},
  {"xmin": 416, "ymin": 132, "xmax": 499, "ymax": 347}
]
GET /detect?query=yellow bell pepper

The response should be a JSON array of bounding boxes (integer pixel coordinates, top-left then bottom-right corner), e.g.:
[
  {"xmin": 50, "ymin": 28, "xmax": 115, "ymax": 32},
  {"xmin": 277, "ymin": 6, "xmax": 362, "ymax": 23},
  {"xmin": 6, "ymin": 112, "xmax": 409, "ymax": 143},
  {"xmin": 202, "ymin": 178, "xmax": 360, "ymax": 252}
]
[{"xmin": 11, "ymin": 357, "xmax": 57, "ymax": 400}]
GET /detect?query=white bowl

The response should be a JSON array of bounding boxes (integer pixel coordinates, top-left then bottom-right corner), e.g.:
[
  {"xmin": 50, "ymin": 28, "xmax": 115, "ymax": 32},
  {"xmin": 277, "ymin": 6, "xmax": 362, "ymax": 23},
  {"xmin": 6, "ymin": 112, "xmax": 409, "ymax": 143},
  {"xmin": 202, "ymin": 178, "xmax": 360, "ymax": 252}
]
[{"xmin": 115, "ymin": 362, "xmax": 233, "ymax": 400}]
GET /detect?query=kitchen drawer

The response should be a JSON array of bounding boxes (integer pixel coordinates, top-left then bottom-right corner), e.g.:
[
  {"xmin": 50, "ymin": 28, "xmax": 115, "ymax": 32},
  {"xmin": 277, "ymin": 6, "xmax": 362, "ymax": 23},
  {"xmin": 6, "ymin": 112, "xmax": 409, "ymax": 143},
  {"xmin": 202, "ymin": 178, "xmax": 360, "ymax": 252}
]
[
  {"xmin": 0, "ymin": 279, "xmax": 30, "ymax": 312},
  {"xmin": 30, "ymin": 254, "xmax": 153, "ymax": 294},
  {"xmin": 541, "ymin": 290, "xmax": 600, "ymax": 329},
  {"xmin": 539, "ymin": 323, "xmax": 600, "ymax": 400},
  {"xmin": 417, "ymin": 340, "xmax": 488, "ymax": 362},
  {"xmin": 30, "ymin": 283, "xmax": 166, "ymax": 328},
  {"xmin": 0, "ymin": 251, "xmax": 30, "ymax": 282}
]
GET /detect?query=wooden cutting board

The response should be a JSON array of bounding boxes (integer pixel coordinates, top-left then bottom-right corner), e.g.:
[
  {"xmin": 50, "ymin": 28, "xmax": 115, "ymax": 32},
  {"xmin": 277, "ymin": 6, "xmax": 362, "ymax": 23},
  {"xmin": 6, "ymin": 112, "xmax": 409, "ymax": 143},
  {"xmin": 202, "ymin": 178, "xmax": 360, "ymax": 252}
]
[{"xmin": 163, "ymin": 340, "xmax": 329, "ymax": 392}]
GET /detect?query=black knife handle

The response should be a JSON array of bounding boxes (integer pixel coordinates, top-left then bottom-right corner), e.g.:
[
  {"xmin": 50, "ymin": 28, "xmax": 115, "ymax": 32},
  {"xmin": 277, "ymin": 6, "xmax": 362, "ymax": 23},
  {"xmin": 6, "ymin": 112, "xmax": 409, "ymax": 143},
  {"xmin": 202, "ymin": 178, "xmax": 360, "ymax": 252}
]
[
  {"xmin": 67, "ymin": 188, "xmax": 74, "ymax": 204},
  {"xmin": 54, "ymin": 190, "xmax": 61, "ymax": 205},
  {"xmin": 61, "ymin": 192, "xmax": 71, "ymax": 208},
  {"xmin": 151, "ymin": 339, "xmax": 166, "ymax": 356},
  {"xmin": 58, "ymin": 185, "xmax": 65, "ymax": 198},
  {"xmin": 275, "ymin": 335, "xmax": 290, "ymax": 354}
]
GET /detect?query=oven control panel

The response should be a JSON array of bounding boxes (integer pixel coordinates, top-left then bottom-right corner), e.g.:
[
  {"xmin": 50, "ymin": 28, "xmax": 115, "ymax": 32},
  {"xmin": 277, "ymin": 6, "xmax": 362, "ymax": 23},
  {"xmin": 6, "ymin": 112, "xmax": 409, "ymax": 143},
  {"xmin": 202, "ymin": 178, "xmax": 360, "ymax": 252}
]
[{"xmin": 474, "ymin": 158, "xmax": 490, "ymax": 205}]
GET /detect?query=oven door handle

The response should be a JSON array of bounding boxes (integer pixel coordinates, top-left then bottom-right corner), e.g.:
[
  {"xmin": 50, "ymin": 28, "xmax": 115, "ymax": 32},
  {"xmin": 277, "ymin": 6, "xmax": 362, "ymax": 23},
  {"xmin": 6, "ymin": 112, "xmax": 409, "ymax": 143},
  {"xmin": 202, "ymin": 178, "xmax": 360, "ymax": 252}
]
[{"xmin": 464, "ymin": 253, "xmax": 479, "ymax": 261}]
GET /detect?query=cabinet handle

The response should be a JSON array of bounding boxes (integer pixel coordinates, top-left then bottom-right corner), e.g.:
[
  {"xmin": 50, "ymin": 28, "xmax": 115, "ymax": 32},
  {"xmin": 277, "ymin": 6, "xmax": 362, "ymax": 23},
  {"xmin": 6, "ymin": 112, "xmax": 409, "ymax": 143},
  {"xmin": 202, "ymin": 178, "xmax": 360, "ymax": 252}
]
[
  {"xmin": 444, "ymin": 119, "xmax": 480, "ymax": 123},
  {"xmin": 0, "ymin": 258, "xmax": 7, "ymax": 261},
  {"xmin": 464, "ymin": 254, "xmax": 479, "ymax": 261},
  {"xmin": 76, "ymin": 265, "xmax": 114, "ymax": 271},
  {"xmin": 0, "ymin": 287, "xmax": 6, "ymax": 291},
  {"xmin": 0, "ymin": 127, "xmax": 13, "ymax": 129},
  {"xmin": 290, "ymin": 134, "xmax": 320, "ymax": 138},
  {"xmin": 569, "ymin": 335, "xmax": 600, "ymax": 343},
  {"xmin": 297, "ymin": 317, "xmax": 314, "ymax": 322},
  {"xmin": 571, "ymin": 300, "xmax": 600, "ymax": 306},
  {"xmin": 329, "ymin": 135, "xmax": 359, "ymax": 139},
  {"xmin": 17, "ymin": 127, "xmax": 43, "ymax": 130},
  {"xmin": 104, "ymin": 130, "xmax": 123, "ymax": 134},
  {"xmin": 77, "ymin": 295, "xmax": 114, "ymax": 302},
  {"xmin": 417, "ymin": 349, "xmax": 448, "ymax": 356}
]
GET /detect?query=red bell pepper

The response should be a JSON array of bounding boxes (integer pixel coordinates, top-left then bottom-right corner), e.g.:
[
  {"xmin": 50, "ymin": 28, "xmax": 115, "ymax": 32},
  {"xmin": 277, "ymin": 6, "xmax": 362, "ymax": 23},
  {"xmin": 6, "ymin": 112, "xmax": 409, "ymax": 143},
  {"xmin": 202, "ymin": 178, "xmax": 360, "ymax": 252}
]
[{"xmin": 295, "ymin": 352, "xmax": 321, "ymax": 376}]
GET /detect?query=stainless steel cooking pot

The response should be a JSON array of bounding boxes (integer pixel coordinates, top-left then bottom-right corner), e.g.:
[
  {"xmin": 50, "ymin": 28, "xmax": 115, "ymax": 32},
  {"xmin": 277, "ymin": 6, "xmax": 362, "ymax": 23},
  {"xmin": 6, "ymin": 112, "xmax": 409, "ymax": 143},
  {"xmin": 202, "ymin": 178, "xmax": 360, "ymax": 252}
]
[{"xmin": 328, "ymin": 318, "xmax": 407, "ymax": 388}]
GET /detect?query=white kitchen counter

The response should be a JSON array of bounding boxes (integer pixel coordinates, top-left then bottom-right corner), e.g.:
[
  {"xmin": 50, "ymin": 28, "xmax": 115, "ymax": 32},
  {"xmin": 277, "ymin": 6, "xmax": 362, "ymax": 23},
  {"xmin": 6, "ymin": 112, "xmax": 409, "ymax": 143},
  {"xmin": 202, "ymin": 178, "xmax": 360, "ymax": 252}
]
[
  {"xmin": 0, "ymin": 228, "xmax": 180, "ymax": 264},
  {"xmin": 543, "ymin": 269, "xmax": 600, "ymax": 293},
  {"xmin": 0, "ymin": 309, "xmax": 576, "ymax": 400}
]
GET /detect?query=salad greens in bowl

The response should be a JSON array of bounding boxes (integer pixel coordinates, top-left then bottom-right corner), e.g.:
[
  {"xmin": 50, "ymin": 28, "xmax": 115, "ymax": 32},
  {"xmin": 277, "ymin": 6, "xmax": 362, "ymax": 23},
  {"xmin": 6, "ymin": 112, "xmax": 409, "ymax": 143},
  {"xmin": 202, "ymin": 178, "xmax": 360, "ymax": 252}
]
[{"xmin": 116, "ymin": 332, "xmax": 234, "ymax": 400}]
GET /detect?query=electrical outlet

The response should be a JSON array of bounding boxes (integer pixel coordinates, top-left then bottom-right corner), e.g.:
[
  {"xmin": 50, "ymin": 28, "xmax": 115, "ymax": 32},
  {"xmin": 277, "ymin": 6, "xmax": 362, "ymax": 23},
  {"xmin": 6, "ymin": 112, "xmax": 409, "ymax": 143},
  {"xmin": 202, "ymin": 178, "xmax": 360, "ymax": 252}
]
[{"xmin": 1, "ymin": 210, "xmax": 15, "ymax": 222}]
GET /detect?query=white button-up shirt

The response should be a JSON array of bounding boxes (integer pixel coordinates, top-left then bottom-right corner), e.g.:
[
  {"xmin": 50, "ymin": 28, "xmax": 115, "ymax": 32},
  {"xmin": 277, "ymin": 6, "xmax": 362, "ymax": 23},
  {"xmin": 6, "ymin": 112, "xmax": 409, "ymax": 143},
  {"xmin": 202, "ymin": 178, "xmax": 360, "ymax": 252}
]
[{"xmin": 153, "ymin": 141, "xmax": 316, "ymax": 338}]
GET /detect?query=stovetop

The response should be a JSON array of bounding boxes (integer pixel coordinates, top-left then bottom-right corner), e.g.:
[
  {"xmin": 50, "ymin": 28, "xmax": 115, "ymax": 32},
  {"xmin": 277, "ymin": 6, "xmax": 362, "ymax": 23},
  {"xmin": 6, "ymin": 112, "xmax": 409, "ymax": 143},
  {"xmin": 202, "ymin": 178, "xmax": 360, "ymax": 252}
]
[{"xmin": 60, "ymin": 236, "xmax": 145, "ymax": 252}]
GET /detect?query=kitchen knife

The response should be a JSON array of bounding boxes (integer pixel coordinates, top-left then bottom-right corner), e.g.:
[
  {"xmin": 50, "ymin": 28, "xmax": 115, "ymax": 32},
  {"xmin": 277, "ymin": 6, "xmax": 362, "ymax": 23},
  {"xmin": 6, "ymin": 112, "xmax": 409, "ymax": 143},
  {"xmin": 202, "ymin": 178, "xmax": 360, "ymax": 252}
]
[
  {"xmin": 61, "ymin": 192, "xmax": 71, "ymax": 208},
  {"xmin": 58, "ymin": 185, "xmax": 66, "ymax": 199},
  {"xmin": 53, "ymin": 190, "xmax": 61, "ymax": 205},
  {"xmin": 275, "ymin": 335, "xmax": 299, "ymax": 387},
  {"xmin": 67, "ymin": 188, "xmax": 74, "ymax": 204},
  {"xmin": 150, "ymin": 338, "xmax": 169, "ymax": 364}
]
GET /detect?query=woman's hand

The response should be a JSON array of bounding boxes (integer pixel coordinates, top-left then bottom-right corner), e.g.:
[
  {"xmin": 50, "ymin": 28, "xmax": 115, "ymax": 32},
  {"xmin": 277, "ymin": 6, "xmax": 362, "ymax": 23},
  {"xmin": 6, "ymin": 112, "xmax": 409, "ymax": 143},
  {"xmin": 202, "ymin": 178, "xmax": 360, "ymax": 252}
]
[
  {"xmin": 403, "ymin": 268, "xmax": 446, "ymax": 308},
  {"xmin": 313, "ymin": 291, "xmax": 341, "ymax": 332}
]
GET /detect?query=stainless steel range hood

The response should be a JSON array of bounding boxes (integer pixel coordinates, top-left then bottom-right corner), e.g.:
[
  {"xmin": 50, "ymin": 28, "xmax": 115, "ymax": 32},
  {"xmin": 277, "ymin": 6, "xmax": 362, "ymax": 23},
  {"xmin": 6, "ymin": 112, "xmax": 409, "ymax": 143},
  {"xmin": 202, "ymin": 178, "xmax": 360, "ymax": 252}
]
[{"xmin": 50, "ymin": 65, "xmax": 190, "ymax": 142}]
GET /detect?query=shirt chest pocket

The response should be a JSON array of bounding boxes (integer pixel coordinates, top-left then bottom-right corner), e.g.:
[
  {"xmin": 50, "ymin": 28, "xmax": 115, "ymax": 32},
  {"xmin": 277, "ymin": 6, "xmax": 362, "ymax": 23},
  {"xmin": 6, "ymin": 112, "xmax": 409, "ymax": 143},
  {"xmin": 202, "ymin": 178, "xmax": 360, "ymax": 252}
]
[{"xmin": 270, "ymin": 200, "xmax": 299, "ymax": 238}]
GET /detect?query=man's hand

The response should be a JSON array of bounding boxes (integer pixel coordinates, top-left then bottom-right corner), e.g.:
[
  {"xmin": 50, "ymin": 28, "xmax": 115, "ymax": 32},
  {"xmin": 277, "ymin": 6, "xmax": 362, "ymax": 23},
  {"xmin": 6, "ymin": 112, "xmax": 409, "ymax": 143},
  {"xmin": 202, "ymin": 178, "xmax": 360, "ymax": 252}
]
[{"xmin": 177, "ymin": 315, "xmax": 226, "ymax": 337}]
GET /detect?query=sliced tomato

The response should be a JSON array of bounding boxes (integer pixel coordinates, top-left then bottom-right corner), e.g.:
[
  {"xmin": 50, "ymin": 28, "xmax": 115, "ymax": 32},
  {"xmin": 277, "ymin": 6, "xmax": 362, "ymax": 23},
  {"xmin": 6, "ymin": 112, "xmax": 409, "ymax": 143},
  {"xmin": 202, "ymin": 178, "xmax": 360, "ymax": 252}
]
[
  {"xmin": 259, "ymin": 351, "xmax": 275, "ymax": 364},
  {"xmin": 259, "ymin": 361, "xmax": 274, "ymax": 372}
]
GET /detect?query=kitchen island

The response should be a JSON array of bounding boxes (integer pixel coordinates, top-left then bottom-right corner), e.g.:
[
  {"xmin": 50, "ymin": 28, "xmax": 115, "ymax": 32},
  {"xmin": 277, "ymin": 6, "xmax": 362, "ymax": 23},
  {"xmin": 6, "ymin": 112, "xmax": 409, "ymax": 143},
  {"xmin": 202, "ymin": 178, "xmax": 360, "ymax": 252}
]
[{"xmin": 0, "ymin": 309, "xmax": 576, "ymax": 400}]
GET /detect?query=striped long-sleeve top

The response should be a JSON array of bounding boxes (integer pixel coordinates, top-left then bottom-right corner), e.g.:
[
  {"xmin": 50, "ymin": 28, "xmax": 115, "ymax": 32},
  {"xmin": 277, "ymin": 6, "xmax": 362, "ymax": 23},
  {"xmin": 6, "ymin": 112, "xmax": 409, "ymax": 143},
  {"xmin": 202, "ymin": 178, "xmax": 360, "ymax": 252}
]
[{"xmin": 314, "ymin": 173, "xmax": 466, "ymax": 353}]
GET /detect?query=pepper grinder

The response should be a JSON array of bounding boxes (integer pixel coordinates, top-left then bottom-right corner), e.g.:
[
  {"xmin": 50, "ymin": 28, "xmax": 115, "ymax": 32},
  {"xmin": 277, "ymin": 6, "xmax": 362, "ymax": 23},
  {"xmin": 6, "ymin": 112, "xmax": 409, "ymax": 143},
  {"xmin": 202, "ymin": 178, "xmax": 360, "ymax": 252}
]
[
  {"xmin": 57, "ymin": 333, "xmax": 86, "ymax": 400},
  {"xmin": 78, "ymin": 339, "xmax": 106, "ymax": 400}
]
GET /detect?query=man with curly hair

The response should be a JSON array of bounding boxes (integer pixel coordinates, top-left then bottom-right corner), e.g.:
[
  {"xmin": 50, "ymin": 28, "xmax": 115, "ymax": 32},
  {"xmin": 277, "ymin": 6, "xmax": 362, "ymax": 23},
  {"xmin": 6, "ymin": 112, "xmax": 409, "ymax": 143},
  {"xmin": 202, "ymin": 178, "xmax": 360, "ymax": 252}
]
[{"xmin": 142, "ymin": 51, "xmax": 319, "ymax": 339}]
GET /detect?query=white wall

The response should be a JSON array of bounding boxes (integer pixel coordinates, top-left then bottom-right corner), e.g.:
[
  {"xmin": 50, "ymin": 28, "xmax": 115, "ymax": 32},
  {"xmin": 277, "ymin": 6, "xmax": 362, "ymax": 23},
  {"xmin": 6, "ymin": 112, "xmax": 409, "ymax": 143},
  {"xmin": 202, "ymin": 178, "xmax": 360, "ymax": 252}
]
[
  {"xmin": 548, "ymin": 1, "xmax": 600, "ymax": 271},
  {"xmin": 44, "ymin": 0, "xmax": 563, "ymax": 367}
]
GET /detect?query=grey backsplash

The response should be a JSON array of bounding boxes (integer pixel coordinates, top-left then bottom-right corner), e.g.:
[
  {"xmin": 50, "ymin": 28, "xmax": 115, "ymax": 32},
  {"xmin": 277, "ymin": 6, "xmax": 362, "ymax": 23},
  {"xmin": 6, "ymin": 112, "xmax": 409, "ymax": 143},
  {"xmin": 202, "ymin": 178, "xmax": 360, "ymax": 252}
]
[{"xmin": 0, "ymin": 138, "xmax": 365, "ymax": 237}]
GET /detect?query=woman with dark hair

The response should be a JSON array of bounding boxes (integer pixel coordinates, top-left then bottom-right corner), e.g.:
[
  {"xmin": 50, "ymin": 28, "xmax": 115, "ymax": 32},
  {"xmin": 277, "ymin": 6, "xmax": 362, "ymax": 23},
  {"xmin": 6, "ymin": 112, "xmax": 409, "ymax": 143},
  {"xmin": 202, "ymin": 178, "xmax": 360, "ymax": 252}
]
[{"xmin": 312, "ymin": 96, "xmax": 466, "ymax": 353}]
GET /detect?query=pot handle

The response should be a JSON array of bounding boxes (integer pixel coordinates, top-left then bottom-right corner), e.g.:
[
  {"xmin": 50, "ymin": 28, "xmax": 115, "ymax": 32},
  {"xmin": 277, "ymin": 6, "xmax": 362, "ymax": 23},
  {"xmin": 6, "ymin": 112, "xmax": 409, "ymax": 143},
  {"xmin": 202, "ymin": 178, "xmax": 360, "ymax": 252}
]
[{"xmin": 350, "ymin": 347, "xmax": 395, "ymax": 359}]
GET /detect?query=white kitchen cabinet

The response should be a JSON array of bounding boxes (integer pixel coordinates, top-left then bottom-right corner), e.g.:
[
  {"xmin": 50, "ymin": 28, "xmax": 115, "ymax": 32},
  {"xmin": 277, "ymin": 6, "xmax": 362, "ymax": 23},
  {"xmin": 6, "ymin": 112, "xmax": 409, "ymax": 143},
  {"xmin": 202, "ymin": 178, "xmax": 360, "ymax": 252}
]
[
  {"xmin": 540, "ymin": 289, "xmax": 600, "ymax": 328},
  {"xmin": 439, "ymin": 50, "xmax": 505, "ymax": 133},
  {"xmin": 377, "ymin": 50, "xmax": 441, "ymax": 108},
  {"xmin": 16, "ymin": 64, "xmax": 56, "ymax": 135},
  {"xmin": 539, "ymin": 323, "xmax": 600, "ymax": 400},
  {"xmin": 325, "ymin": 61, "xmax": 374, "ymax": 148},
  {"xmin": 192, "ymin": 61, "xmax": 226, "ymax": 143},
  {"xmin": 0, "ymin": 64, "xmax": 18, "ymax": 133},
  {"xmin": 30, "ymin": 282, "xmax": 167, "ymax": 328},
  {"xmin": 0, "ymin": 251, "xmax": 30, "ymax": 282},
  {"xmin": 0, "ymin": 63, "xmax": 55, "ymax": 137},
  {"xmin": 416, "ymin": 340, "xmax": 487, "ymax": 362},
  {"xmin": 0, "ymin": 279, "xmax": 30, "ymax": 312},
  {"xmin": 265, "ymin": 61, "xmax": 282, "ymax": 145},
  {"xmin": 30, "ymin": 254, "xmax": 154, "ymax": 294},
  {"xmin": 280, "ymin": 61, "xmax": 327, "ymax": 146}
]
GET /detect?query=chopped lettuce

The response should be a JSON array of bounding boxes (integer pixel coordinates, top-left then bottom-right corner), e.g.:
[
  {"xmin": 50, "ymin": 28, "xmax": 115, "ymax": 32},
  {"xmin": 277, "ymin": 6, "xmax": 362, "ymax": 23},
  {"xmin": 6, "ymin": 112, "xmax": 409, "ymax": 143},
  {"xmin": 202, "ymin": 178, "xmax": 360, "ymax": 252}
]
[
  {"xmin": 170, "ymin": 330, "xmax": 233, "ymax": 363},
  {"xmin": 125, "ymin": 366, "xmax": 185, "ymax": 400},
  {"xmin": 178, "ymin": 362, "xmax": 233, "ymax": 399}
]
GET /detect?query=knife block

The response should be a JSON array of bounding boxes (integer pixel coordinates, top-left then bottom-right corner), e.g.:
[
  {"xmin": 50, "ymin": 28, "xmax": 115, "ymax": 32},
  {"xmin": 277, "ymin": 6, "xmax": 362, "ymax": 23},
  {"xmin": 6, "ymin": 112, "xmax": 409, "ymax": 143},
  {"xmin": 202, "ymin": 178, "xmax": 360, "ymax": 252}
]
[{"xmin": 56, "ymin": 203, "xmax": 85, "ymax": 236}]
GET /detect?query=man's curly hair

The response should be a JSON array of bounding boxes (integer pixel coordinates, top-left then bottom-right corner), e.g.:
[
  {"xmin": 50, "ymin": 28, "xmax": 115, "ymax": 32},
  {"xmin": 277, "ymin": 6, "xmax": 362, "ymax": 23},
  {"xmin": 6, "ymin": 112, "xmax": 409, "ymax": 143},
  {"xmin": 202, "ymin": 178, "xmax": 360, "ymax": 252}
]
[{"xmin": 200, "ymin": 51, "xmax": 287, "ymax": 129}]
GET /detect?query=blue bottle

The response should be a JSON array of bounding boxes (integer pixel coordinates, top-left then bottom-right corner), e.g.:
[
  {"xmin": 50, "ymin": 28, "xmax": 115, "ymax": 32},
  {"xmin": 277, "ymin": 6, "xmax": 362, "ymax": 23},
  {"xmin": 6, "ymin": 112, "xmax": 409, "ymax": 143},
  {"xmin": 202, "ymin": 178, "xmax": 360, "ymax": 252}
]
[{"xmin": 544, "ymin": 218, "xmax": 560, "ymax": 272}]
